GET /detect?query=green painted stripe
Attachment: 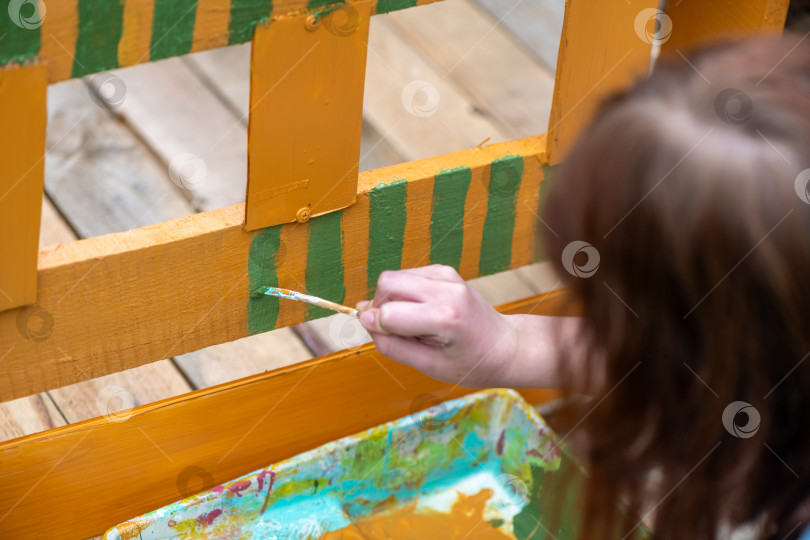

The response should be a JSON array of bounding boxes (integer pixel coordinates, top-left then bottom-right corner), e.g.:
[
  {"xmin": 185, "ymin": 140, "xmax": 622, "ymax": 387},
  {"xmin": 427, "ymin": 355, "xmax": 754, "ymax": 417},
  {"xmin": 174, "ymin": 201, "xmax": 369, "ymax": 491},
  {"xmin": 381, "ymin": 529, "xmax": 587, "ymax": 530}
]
[
  {"xmin": 306, "ymin": 211, "xmax": 346, "ymax": 319},
  {"xmin": 430, "ymin": 167, "xmax": 472, "ymax": 270},
  {"xmin": 247, "ymin": 225, "xmax": 283, "ymax": 334},
  {"xmin": 1, "ymin": 0, "xmax": 433, "ymax": 71},
  {"xmin": 479, "ymin": 155, "xmax": 523, "ymax": 276},
  {"xmin": 0, "ymin": 0, "xmax": 42, "ymax": 64},
  {"xmin": 367, "ymin": 180, "xmax": 407, "ymax": 296},
  {"xmin": 150, "ymin": 0, "xmax": 198, "ymax": 61},
  {"xmin": 228, "ymin": 0, "xmax": 272, "ymax": 46},
  {"xmin": 72, "ymin": 0, "xmax": 124, "ymax": 77},
  {"xmin": 377, "ymin": 0, "xmax": 418, "ymax": 14}
]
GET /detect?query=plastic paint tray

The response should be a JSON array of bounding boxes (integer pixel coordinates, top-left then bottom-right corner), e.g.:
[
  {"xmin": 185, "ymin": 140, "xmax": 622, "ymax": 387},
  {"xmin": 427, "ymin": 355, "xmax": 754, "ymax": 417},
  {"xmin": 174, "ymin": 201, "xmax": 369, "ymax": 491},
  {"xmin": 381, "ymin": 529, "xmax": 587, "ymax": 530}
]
[{"xmin": 104, "ymin": 389, "xmax": 592, "ymax": 539}]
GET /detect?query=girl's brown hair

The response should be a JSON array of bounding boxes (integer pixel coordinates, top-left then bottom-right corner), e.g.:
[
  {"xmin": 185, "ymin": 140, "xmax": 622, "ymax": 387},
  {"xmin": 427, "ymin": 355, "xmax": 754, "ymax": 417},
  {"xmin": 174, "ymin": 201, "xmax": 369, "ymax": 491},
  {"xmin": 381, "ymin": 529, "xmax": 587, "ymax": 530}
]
[{"xmin": 542, "ymin": 35, "xmax": 810, "ymax": 540}]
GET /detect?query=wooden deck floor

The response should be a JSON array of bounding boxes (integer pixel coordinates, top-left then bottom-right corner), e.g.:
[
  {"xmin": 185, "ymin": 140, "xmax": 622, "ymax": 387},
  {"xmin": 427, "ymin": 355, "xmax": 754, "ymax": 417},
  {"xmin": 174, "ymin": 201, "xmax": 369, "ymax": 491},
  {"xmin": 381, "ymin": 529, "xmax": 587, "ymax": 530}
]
[{"xmin": 0, "ymin": 0, "xmax": 565, "ymax": 454}]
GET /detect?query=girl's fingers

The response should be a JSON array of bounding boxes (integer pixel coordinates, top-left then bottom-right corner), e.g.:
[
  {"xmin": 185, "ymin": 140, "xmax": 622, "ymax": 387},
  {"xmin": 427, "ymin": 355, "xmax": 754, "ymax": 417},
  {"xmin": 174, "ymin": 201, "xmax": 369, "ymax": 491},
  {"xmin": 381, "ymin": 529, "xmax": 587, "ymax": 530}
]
[
  {"xmin": 374, "ymin": 301, "xmax": 454, "ymax": 338},
  {"xmin": 372, "ymin": 271, "xmax": 455, "ymax": 306},
  {"xmin": 369, "ymin": 332, "xmax": 445, "ymax": 374},
  {"xmin": 398, "ymin": 265, "xmax": 465, "ymax": 283}
]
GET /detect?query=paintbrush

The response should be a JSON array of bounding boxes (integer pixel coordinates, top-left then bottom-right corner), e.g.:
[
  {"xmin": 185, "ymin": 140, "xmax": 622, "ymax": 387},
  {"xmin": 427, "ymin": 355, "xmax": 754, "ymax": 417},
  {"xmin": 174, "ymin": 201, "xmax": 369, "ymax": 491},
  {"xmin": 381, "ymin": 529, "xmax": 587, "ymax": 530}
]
[{"xmin": 254, "ymin": 286, "xmax": 358, "ymax": 317}]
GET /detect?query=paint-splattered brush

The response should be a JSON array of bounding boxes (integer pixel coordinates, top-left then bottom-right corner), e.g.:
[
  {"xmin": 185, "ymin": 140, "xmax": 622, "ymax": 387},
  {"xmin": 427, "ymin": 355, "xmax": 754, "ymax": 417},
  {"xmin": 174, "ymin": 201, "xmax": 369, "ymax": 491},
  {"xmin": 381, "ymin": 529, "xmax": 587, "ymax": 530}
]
[{"xmin": 254, "ymin": 286, "xmax": 358, "ymax": 317}]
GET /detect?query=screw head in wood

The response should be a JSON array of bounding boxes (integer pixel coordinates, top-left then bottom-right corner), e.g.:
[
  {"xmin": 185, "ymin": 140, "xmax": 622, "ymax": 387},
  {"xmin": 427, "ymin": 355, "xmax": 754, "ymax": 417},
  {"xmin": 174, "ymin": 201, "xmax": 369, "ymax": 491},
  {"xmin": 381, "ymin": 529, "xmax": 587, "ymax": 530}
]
[
  {"xmin": 296, "ymin": 207, "xmax": 312, "ymax": 223},
  {"xmin": 305, "ymin": 14, "xmax": 319, "ymax": 31}
]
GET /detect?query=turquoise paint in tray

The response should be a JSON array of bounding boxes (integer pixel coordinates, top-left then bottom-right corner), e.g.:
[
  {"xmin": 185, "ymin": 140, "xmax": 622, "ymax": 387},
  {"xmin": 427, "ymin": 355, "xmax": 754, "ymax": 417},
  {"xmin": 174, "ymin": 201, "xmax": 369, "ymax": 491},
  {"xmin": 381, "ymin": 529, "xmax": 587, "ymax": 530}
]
[{"xmin": 104, "ymin": 390, "xmax": 632, "ymax": 539}]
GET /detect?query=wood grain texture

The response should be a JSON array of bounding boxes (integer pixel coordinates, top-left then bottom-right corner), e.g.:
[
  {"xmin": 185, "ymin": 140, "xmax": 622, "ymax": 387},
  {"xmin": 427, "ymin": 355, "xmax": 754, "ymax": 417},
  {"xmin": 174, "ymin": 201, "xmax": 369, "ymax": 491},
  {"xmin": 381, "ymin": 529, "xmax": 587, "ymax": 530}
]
[
  {"xmin": 0, "ymin": 63, "xmax": 47, "ymax": 312},
  {"xmin": 0, "ymin": 0, "xmax": 446, "ymax": 82},
  {"xmin": 245, "ymin": 3, "xmax": 372, "ymax": 229},
  {"xmin": 0, "ymin": 290, "xmax": 569, "ymax": 540},
  {"xmin": 110, "ymin": 58, "xmax": 248, "ymax": 211},
  {"xmin": 546, "ymin": 0, "xmax": 657, "ymax": 164},
  {"xmin": 363, "ymin": 15, "xmax": 511, "ymax": 162},
  {"xmin": 473, "ymin": 0, "xmax": 565, "ymax": 72},
  {"xmin": 660, "ymin": 0, "xmax": 789, "ymax": 55},
  {"xmin": 0, "ymin": 135, "xmax": 547, "ymax": 401},
  {"xmin": 46, "ymin": 79, "xmax": 195, "ymax": 238},
  {"xmin": 386, "ymin": 0, "xmax": 555, "ymax": 140}
]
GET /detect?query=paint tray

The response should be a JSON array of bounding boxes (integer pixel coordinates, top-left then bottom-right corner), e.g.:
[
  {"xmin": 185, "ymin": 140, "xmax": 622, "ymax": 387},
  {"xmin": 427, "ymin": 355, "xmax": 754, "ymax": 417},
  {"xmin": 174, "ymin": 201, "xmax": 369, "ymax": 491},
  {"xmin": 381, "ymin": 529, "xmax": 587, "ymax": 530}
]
[{"xmin": 104, "ymin": 389, "xmax": 612, "ymax": 539}]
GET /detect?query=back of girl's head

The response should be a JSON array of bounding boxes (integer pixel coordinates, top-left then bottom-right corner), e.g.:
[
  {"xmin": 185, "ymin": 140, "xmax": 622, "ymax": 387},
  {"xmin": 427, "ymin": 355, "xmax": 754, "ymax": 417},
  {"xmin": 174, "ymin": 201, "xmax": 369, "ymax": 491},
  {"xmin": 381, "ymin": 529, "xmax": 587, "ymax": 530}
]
[{"xmin": 542, "ymin": 34, "xmax": 810, "ymax": 540}]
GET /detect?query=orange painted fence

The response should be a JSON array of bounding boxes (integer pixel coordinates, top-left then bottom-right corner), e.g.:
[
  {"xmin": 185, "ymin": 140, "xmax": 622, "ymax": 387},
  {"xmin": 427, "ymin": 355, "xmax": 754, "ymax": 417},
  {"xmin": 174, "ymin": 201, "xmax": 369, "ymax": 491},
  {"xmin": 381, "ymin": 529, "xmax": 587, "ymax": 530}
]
[{"xmin": 0, "ymin": 0, "xmax": 790, "ymax": 538}]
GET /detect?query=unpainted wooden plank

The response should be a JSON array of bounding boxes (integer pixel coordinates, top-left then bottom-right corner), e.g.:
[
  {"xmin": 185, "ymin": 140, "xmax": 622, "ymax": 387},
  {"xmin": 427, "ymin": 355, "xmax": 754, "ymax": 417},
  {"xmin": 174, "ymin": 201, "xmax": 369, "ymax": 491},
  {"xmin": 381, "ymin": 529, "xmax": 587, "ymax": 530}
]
[
  {"xmin": 473, "ymin": 0, "xmax": 565, "ymax": 72},
  {"xmin": 362, "ymin": 14, "xmax": 512, "ymax": 161},
  {"xmin": 0, "ymin": 290, "xmax": 569, "ymax": 540},
  {"xmin": 45, "ymin": 80, "xmax": 195, "ymax": 237},
  {"xmin": 384, "ymin": 0, "xmax": 556, "ymax": 140},
  {"xmin": 173, "ymin": 328, "xmax": 312, "ymax": 389},
  {"xmin": 0, "ymin": 394, "xmax": 66, "ymax": 443},
  {"xmin": 0, "ymin": 135, "xmax": 548, "ymax": 400},
  {"xmin": 106, "ymin": 59, "xmax": 248, "ymax": 211}
]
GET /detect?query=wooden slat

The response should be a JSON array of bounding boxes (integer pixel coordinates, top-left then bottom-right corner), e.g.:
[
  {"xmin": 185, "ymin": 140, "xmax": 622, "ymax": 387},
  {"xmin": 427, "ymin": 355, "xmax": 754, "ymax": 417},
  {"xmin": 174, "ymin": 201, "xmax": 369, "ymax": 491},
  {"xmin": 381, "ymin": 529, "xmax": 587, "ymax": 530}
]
[
  {"xmin": 0, "ymin": 0, "xmax": 447, "ymax": 83},
  {"xmin": 363, "ymin": 15, "xmax": 510, "ymax": 162},
  {"xmin": 546, "ymin": 0, "xmax": 657, "ymax": 164},
  {"xmin": 0, "ymin": 290, "xmax": 570, "ymax": 540},
  {"xmin": 110, "ymin": 58, "xmax": 248, "ymax": 211},
  {"xmin": 245, "ymin": 3, "xmax": 372, "ymax": 229},
  {"xmin": 660, "ymin": 0, "xmax": 789, "ymax": 54},
  {"xmin": 473, "ymin": 0, "xmax": 566, "ymax": 72},
  {"xmin": 385, "ymin": 0, "xmax": 556, "ymax": 140},
  {"xmin": 0, "ymin": 134, "xmax": 548, "ymax": 401},
  {"xmin": 0, "ymin": 63, "xmax": 47, "ymax": 312}
]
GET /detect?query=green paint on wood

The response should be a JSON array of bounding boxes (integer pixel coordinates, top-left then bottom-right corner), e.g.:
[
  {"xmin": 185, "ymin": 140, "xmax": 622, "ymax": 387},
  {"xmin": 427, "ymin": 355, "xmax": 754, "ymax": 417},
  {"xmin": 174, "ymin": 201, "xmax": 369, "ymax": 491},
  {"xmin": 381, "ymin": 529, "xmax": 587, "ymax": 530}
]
[
  {"xmin": 150, "ymin": 0, "xmax": 198, "ymax": 61},
  {"xmin": 306, "ymin": 211, "xmax": 345, "ymax": 319},
  {"xmin": 0, "ymin": 1, "xmax": 42, "ymax": 64},
  {"xmin": 367, "ymin": 180, "xmax": 407, "ymax": 296},
  {"xmin": 247, "ymin": 226, "xmax": 283, "ymax": 334},
  {"xmin": 0, "ymin": 0, "xmax": 434, "ymax": 71},
  {"xmin": 430, "ymin": 167, "xmax": 472, "ymax": 270},
  {"xmin": 376, "ymin": 0, "xmax": 418, "ymax": 13},
  {"xmin": 228, "ymin": 0, "xmax": 272, "ymax": 45},
  {"xmin": 72, "ymin": 0, "xmax": 124, "ymax": 77},
  {"xmin": 479, "ymin": 155, "xmax": 523, "ymax": 276}
]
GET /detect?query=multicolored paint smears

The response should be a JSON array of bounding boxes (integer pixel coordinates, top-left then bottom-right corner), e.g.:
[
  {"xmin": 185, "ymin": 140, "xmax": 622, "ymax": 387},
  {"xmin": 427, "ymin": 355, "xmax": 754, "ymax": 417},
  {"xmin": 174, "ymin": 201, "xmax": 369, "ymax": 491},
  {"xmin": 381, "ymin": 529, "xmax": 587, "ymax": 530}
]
[{"xmin": 105, "ymin": 389, "xmax": 634, "ymax": 540}]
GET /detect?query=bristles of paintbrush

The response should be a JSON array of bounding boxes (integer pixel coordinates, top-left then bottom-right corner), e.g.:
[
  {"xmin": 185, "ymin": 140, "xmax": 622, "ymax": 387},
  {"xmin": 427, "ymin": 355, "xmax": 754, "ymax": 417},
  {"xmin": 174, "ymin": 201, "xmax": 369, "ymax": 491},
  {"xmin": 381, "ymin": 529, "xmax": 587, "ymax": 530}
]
[{"xmin": 254, "ymin": 286, "xmax": 358, "ymax": 317}]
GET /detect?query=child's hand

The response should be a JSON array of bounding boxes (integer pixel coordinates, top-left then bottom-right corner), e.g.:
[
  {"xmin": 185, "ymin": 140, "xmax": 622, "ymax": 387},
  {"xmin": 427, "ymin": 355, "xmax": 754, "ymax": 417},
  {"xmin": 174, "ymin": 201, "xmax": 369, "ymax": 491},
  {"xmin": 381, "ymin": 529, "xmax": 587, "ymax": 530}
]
[{"xmin": 356, "ymin": 265, "xmax": 520, "ymax": 388}]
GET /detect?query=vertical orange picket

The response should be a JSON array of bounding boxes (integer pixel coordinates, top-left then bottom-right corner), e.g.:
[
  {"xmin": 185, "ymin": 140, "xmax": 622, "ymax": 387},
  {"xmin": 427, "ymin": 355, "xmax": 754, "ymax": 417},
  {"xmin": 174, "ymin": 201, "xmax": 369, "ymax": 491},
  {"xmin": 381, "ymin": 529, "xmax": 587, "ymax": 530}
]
[
  {"xmin": 245, "ymin": 2, "xmax": 373, "ymax": 230},
  {"xmin": 0, "ymin": 63, "xmax": 47, "ymax": 312},
  {"xmin": 547, "ymin": 0, "xmax": 658, "ymax": 165}
]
